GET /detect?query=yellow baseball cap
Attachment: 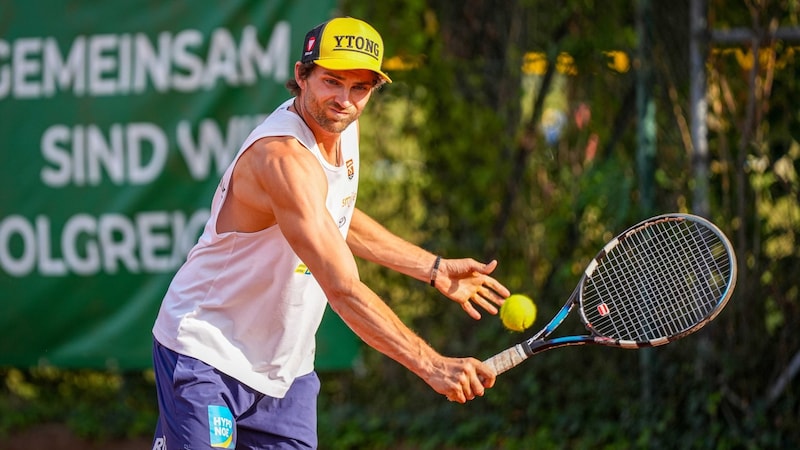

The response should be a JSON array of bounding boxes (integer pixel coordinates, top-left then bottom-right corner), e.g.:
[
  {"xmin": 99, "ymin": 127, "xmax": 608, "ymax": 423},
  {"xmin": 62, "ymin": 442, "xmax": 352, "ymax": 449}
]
[{"xmin": 301, "ymin": 17, "xmax": 392, "ymax": 83}]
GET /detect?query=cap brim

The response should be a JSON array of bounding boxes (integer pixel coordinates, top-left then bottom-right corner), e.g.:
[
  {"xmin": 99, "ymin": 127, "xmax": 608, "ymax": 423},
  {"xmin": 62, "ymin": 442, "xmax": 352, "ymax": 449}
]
[{"xmin": 314, "ymin": 59, "xmax": 392, "ymax": 83}]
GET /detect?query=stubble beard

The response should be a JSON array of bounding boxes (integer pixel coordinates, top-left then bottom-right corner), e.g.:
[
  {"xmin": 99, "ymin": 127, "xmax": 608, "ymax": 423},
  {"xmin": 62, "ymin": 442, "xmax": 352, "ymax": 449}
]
[{"xmin": 302, "ymin": 91, "xmax": 359, "ymax": 134}]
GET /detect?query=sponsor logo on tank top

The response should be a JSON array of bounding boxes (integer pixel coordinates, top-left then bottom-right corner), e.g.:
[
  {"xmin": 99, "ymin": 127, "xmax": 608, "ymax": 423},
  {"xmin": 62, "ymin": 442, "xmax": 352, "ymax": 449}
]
[{"xmin": 295, "ymin": 263, "xmax": 312, "ymax": 275}]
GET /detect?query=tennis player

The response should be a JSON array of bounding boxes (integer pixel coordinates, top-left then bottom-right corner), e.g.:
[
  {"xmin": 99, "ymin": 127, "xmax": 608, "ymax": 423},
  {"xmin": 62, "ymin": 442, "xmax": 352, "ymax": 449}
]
[{"xmin": 151, "ymin": 17, "xmax": 509, "ymax": 449}]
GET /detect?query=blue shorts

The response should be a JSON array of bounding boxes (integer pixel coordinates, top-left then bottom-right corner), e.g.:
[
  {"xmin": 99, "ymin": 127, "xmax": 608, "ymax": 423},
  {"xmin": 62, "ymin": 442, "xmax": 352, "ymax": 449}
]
[{"xmin": 151, "ymin": 339, "xmax": 319, "ymax": 449}]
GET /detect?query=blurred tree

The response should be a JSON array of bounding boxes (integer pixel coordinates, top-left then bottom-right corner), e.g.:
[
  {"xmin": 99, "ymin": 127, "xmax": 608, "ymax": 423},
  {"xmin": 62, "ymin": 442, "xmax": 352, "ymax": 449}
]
[
  {"xmin": 4, "ymin": 1, "xmax": 798, "ymax": 448},
  {"xmin": 320, "ymin": 0, "xmax": 800, "ymax": 447}
]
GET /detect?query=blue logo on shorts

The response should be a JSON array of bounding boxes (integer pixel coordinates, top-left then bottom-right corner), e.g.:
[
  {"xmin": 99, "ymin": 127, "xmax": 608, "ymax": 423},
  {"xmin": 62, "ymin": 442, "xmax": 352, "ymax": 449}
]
[{"xmin": 208, "ymin": 405, "xmax": 235, "ymax": 448}]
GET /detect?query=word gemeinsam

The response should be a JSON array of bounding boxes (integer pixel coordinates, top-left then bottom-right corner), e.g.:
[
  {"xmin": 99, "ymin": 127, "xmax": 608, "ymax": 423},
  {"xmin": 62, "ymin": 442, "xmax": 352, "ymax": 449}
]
[{"xmin": 0, "ymin": 23, "xmax": 291, "ymax": 100}]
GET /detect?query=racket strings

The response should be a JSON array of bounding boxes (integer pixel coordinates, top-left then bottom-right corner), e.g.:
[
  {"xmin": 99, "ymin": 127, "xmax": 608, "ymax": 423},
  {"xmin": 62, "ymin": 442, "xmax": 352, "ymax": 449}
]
[
  {"xmin": 624, "ymin": 223, "xmax": 726, "ymax": 338},
  {"xmin": 582, "ymin": 218, "xmax": 733, "ymax": 342}
]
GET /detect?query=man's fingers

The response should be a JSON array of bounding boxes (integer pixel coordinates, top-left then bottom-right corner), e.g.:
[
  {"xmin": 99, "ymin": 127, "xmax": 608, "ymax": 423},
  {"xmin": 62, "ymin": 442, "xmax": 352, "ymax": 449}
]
[
  {"xmin": 461, "ymin": 371, "xmax": 478, "ymax": 401},
  {"xmin": 473, "ymin": 258, "xmax": 496, "ymax": 272},
  {"xmin": 475, "ymin": 297, "xmax": 497, "ymax": 315},
  {"xmin": 477, "ymin": 361, "xmax": 497, "ymax": 388},
  {"xmin": 485, "ymin": 276, "xmax": 511, "ymax": 299}
]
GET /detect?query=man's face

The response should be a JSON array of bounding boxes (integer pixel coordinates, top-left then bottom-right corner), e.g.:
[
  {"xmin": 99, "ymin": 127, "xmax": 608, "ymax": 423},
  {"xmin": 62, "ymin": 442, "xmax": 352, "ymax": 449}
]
[{"xmin": 298, "ymin": 66, "xmax": 376, "ymax": 133}]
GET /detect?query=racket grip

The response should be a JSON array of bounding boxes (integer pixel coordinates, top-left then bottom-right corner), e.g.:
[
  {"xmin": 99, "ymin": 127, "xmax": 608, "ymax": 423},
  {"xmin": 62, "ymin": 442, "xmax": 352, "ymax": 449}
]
[{"xmin": 483, "ymin": 344, "xmax": 528, "ymax": 376}]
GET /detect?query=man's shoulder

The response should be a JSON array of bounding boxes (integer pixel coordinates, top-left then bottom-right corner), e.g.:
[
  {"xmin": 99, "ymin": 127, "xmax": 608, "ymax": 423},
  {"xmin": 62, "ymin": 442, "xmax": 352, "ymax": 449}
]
[
  {"xmin": 244, "ymin": 136, "xmax": 310, "ymax": 162},
  {"xmin": 249, "ymin": 107, "xmax": 315, "ymax": 150}
]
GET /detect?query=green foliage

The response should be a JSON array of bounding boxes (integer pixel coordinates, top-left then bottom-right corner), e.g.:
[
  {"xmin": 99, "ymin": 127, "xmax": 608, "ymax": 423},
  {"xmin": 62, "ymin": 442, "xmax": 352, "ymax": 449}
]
[
  {"xmin": 318, "ymin": 0, "xmax": 800, "ymax": 448},
  {"xmin": 0, "ymin": 367, "xmax": 157, "ymax": 440},
  {"xmin": 4, "ymin": 1, "xmax": 800, "ymax": 448}
]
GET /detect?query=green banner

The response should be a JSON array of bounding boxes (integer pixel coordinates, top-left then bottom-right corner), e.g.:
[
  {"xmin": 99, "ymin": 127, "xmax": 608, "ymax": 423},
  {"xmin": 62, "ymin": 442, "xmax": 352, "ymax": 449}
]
[{"xmin": 0, "ymin": 0, "xmax": 360, "ymax": 370}]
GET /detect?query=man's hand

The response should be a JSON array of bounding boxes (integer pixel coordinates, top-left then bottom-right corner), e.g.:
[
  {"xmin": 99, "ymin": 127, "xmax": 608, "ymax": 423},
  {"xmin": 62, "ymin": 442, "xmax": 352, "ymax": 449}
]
[
  {"xmin": 434, "ymin": 258, "xmax": 511, "ymax": 319},
  {"xmin": 423, "ymin": 356, "xmax": 496, "ymax": 403}
]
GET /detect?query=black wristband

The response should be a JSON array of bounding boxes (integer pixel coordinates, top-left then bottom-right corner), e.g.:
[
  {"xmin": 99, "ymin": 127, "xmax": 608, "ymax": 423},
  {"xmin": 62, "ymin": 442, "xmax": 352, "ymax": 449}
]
[{"xmin": 430, "ymin": 255, "xmax": 441, "ymax": 287}]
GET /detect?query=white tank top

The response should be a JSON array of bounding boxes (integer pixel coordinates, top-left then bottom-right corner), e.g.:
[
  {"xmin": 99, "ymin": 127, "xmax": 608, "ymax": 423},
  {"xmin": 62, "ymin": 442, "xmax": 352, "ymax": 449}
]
[{"xmin": 153, "ymin": 98, "xmax": 359, "ymax": 398}]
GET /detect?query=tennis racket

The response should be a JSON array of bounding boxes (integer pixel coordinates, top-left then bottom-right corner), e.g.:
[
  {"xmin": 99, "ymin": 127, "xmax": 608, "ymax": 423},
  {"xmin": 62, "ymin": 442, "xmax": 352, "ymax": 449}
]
[{"xmin": 484, "ymin": 213, "xmax": 737, "ymax": 376}]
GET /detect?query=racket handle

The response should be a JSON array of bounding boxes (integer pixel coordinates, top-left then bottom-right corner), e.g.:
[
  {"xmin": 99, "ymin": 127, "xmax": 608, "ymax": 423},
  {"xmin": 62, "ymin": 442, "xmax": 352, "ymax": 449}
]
[{"xmin": 483, "ymin": 344, "xmax": 528, "ymax": 376}]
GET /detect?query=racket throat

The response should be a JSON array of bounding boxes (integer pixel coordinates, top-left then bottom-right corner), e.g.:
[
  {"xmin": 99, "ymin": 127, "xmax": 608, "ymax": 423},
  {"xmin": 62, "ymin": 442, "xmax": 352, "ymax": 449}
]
[
  {"xmin": 520, "ymin": 341, "xmax": 535, "ymax": 357},
  {"xmin": 526, "ymin": 336, "xmax": 597, "ymax": 355}
]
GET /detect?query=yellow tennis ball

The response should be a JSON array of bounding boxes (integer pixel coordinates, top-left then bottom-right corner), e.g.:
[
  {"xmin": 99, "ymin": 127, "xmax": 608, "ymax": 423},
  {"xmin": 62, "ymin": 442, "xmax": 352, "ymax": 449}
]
[{"xmin": 500, "ymin": 294, "xmax": 537, "ymax": 332}]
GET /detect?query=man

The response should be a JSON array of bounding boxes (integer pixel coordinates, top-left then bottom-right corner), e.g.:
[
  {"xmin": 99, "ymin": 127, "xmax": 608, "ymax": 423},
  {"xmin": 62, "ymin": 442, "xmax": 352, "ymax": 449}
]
[{"xmin": 151, "ymin": 17, "xmax": 510, "ymax": 449}]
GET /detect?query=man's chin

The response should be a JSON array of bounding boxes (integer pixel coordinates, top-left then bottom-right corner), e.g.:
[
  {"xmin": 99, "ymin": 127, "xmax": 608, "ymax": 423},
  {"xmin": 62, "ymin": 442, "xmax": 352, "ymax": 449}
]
[{"xmin": 322, "ymin": 119, "xmax": 354, "ymax": 134}]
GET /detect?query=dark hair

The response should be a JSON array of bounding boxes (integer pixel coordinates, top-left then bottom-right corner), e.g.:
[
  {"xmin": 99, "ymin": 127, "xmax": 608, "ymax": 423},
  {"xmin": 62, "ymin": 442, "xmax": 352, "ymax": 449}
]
[
  {"xmin": 285, "ymin": 62, "xmax": 386, "ymax": 96},
  {"xmin": 285, "ymin": 62, "xmax": 316, "ymax": 96}
]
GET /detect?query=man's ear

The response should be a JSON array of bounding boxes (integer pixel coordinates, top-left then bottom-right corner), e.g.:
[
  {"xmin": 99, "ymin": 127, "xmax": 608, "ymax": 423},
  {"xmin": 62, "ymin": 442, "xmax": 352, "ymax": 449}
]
[{"xmin": 293, "ymin": 62, "xmax": 307, "ymax": 90}]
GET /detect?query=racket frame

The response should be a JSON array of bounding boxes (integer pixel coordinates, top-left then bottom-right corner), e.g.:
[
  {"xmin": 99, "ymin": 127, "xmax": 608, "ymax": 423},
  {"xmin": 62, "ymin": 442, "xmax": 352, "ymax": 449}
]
[{"xmin": 484, "ymin": 213, "xmax": 737, "ymax": 375}]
